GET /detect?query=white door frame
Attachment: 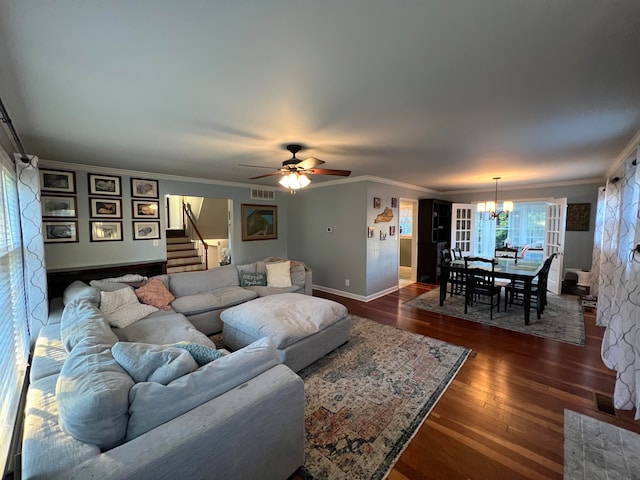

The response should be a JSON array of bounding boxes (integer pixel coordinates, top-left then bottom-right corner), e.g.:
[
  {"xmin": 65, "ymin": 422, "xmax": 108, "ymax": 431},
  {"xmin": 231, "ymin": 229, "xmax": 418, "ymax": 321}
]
[
  {"xmin": 451, "ymin": 203, "xmax": 477, "ymax": 257},
  {"xmin": 545, "ymin": 198, "xmax": 567, "ymax": 295},
  {"xmin": 399, "ymin": 198, "xmax": 418, "ymax": 283}
]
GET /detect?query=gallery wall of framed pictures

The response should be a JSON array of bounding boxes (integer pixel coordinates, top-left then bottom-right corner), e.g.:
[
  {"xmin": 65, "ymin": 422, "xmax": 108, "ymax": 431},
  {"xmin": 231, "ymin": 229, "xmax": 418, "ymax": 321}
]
[
  {"xmin": 40, "ymin": 170, "xmax": 162, "ymax": 244},
  {"xmin": 40, "ymin": 169, "xmax": 79, "ymax": 243}
]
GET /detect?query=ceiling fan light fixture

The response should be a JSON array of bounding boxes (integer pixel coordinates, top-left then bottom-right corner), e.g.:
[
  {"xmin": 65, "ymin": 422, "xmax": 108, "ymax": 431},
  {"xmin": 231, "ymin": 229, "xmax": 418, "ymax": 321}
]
[{"xmin": 279, "ymin": 172, "xmax": 311, "ymax": 191}]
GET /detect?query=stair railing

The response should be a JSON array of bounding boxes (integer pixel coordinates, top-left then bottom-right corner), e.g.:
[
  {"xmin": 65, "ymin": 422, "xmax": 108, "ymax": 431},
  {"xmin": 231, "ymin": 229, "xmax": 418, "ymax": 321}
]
[{"xmin": 182, "ymin": 202, "xmax": 209, "ymax": 269}]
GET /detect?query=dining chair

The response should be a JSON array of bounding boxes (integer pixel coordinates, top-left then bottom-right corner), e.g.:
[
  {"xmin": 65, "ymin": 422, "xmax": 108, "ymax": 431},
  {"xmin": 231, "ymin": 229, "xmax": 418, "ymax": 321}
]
[
  {"xmin": 441, "ymin": 249, "xmax": 465, "ymax": 296},
  {"xmin": 504, "ymin": 253, "xmax": 557, "ymax": 318},
  {"xmin": 494, "ymin": 247, "xmax": 519, "ymax": 261},
  {"xmin": 452, "ymin": 247, "xmax": 463, "ymax": 260},
  {"xmin": 463, "ymin": 257, "xmax": 505, "ymax": 319}
]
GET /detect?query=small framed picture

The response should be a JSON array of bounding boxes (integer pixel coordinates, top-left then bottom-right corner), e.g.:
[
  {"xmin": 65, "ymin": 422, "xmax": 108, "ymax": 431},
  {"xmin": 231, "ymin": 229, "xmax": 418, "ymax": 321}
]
[
  {"xmin": 391, "ymin": 197, "xmax": 398, "ymax": 208},
  {"xmin": 88, "ymin": 173, "xmax": 121, "ymax": 196},
  {"xmin": 390, "ymin": 225, "xmax": 396, "ymax": 236},
  {"xmin": 368, "ymin": 226, "xmax": 375, "ymax": 238},
  {"xmin": 41, "ymin": 195, "xmax": 77, "ymax": 218},
  {"xmin": 89, "ymin": 197, "xmax": 122, "ymax": 218},
  {"xmin": 43, "ymin": 221, "xmax": 78, "ymax": 243},
  {"xmin": 133, "ymin": 221, "xmax": 161, "ymax": 240},
  {"xmin": 132, "ymin": 200, "xmax": 159, "ymax": 219},
  {"xmin": 373, "ymin": 197, "xmax": 381, "ymax": 209},
  {"xmin": 90, "ymin": 221, "xmax": 123, "ymax": 242},
  {"xmin": 40, "ymin": 169, "xmax": 76, "ymax": 193},
  {"xmin": 131, "ymin": 178, "xmax": 159, "ymax": 198},
  {"xmin": 380, "ymin": 230, "xmax": 387, "ymax": 241}
]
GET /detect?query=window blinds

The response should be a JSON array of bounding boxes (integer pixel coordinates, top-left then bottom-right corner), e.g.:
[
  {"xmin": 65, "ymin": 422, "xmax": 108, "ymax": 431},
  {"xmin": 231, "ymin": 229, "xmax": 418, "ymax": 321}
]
[{"xmin": 0, "ymin": 157, "xmax": 30, "ymax": 472}]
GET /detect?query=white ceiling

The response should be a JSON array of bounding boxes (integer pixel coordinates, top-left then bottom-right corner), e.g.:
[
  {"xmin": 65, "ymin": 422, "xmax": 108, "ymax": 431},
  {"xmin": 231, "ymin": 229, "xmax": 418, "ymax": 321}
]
[{"xmin": 1, "ymin": 1, "xmax": 639, "ymax": 192}]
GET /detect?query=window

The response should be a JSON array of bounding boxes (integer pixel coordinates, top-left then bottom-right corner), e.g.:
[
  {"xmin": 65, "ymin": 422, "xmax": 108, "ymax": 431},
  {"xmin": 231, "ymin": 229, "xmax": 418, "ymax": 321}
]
[
  {"xmin": 399, "ymin": 207, "xmax": 413, "ymax": 236},
  {"xmin": 475, "ymin": 201, "xmax": 547, "ymax": 257},
  {"xmin": 0, "ymin": 156, "xmax": 30, "ymax": 472}
]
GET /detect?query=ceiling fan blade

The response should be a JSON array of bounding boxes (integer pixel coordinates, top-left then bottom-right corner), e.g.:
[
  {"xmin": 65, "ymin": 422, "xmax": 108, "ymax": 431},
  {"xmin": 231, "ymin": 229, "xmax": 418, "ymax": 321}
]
[
  {"xmin": 307, "ymin": 168, "xmax": 351, "ymax": 177},
  {"xmin": 249, "ymin": 171, "xmax": 284, "ymax": 179},
  {"xmin": 296, "ymin": 157, "xmax": 325, "ymax": 170},
  {"xmin": 239, "ymin": 163, "xmax": 280, "ymax": 170}
]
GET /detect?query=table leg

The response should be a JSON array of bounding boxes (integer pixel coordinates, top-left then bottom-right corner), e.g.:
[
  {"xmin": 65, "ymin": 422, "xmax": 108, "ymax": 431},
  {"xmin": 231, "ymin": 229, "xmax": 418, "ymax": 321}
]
[
  {"xmin": 439, "ymin": 269, "xmax": 448, "ymax": 306},
  {"xmin": 523, "ymin": 279, "xmax": 531, "ymax": 325}
]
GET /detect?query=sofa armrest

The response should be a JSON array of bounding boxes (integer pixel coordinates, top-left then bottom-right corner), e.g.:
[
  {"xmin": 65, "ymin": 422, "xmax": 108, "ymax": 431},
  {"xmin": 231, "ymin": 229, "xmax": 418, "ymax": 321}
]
[
  {"xmin": 304, "ymin": 269, "xmax": 313, "ymax": 295},
  {"xmin": 60, "ymin": 364, "xmax": 305, "ymax": 480}
]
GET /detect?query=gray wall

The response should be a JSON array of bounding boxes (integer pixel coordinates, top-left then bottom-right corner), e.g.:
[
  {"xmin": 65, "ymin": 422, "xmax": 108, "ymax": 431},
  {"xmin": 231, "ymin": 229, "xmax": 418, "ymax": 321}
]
[
  {"xmin": 44, "ymin": 163, "xmax": 289, "ymax": 269},
  {"xmin": 439, "ymin": 182, "xmax": 601, "ymax": 271},
  {"xmin": 288, "ymin": 179, "xmax": 430, "ymax": 299}
]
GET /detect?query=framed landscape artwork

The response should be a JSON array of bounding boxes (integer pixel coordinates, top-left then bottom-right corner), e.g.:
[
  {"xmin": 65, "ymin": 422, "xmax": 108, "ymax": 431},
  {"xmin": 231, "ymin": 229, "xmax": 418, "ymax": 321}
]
[
  {"xmin": 89, "ymin": 198, "xmax": 122, "ymax": 218},
  {"xmin": 41, "ymin": 195, "xmax": 77, "ymax": 218},
  {"xmin": 241, "ymin": 204, "xmax": 277, "ymax": 241},
  {"xmin": 90, "ymin": 221, "xmax": 123, "ymax": 242},
  {"xmin": 131, "ymin": 178, "xmax": 159, "ymax": 198},
  {"xmin": 43, "ymin": 221, "xmax": 78, "ymax": 243},
  {"xmin": 88, "ymin": 174, "xmax": 121, "ymax": 196},
  {"xmin": 132, "ymin": 221, "xmax": 160, "ymax": 240},
  {"xmin": 40, "ymin": 169, "xmax": 76, "ymax": 194}
]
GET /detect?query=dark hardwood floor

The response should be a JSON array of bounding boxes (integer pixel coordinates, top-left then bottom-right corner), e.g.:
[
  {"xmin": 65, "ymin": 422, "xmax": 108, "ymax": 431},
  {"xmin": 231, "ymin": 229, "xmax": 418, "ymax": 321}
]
[{"xmin": 310, "ymin": 282, "xmax": 640, "ymax": 480}]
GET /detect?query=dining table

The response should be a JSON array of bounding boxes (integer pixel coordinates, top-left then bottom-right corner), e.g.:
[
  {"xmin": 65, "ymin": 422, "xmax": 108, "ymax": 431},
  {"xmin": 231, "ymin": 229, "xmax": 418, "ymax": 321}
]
[{"xmin": 439, "ymin": 258, "xmax": 545, "ymax": 325}]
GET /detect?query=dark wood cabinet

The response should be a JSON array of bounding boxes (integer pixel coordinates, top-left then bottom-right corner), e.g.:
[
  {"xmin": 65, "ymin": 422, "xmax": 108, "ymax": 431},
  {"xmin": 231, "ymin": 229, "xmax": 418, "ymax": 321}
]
[{"xmin": 417, "ymin": 199, "xmax": 452, "ymax": 283}]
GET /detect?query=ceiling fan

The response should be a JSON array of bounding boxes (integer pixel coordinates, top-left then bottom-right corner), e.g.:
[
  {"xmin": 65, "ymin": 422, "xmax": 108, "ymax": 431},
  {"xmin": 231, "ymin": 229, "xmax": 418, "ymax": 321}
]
[{"xmin": 241, "ymin": 144, "xmax": 351, "ymax": 192}]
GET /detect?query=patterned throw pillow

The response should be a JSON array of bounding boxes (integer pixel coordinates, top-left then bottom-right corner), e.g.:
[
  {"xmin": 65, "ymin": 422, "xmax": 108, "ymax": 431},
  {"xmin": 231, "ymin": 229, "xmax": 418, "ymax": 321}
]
[
  {"xmin": 99, "ymin": 287, "xmax": 158, "ymax": 328},
  {"xmin": 166, "ymin": 342, "xmax": 224, "ymax": 366},
  {"xmin": 135, "ymin": 278, "xmax": 176, "ymax": 310},
  {"xmin": 240, "ymin": 271, "xmax": 267, "ymax": 287}
]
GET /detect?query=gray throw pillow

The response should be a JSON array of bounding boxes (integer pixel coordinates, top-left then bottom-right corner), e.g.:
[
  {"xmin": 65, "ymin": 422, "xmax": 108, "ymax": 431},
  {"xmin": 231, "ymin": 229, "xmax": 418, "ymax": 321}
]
[{"xmin": 112, "ymin": 342, "xmax": 198, "ymax": 384}]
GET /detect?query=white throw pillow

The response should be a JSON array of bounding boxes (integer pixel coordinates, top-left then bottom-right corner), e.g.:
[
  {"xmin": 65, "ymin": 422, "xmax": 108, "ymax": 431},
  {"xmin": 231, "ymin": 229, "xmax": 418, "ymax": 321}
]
[
  {"xmin": 266, "ymin": 261, "xmax": 292, "ymax": 288},
  {"xmin": 100, "ymin": 287, "xmax": 157, "ymax": 328}
]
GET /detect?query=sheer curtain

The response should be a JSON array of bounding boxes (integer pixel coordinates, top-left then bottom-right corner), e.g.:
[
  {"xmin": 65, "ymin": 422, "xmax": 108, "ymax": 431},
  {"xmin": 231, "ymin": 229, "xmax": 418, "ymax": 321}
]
[{"xmin": 595, "ymin": 152, "xmax": 640, "ymax": 418}]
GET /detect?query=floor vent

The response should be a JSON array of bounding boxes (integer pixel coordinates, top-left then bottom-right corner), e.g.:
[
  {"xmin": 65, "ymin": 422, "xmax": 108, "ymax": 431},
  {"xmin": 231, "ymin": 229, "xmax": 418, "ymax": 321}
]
[
  {"xmin": 594, "ymin": 392, "xmax": 616, "ymax": 416},
  {"xmin": 250, "ymin": 188, "xmax": 275, "ymax": 201}
]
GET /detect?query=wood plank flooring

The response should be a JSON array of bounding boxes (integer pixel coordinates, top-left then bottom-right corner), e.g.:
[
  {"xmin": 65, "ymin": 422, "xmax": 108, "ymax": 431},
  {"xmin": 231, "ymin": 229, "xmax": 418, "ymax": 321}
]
[{"xmin": 307, "ymin": 283, "xmax": 640, "ymax": 479}]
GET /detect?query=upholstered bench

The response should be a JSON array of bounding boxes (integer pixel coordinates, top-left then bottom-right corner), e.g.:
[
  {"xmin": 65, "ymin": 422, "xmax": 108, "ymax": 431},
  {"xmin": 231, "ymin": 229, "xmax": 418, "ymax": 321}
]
[{"xmin": 220, "ymin": 293, "xmax": 351, "ymax": 372}]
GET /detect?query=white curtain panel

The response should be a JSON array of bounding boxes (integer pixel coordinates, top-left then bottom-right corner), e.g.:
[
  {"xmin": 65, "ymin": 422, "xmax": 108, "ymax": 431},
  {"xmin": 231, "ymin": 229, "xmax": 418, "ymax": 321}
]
[
  {"xmin": 598, "ymin": 152, "xmax": 640, "ymax": 417},
  {"xmin": 589, "ymin": 187, "xmax": 605, "ymax": 297},
  {"xmin": 15, "ymin": 155, "xmax": 48, "ymax": 343}
]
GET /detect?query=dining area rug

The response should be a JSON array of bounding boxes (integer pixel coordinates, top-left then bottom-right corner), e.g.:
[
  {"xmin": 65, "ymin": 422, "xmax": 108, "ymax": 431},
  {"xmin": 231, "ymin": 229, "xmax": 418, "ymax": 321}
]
[
  {"xmin": 405, "ymin": 288, "xmax": 585, "ymax": 345},
  {"xmin": 297, "ymin": 315, "xmax": 470, "ymax": 479}
]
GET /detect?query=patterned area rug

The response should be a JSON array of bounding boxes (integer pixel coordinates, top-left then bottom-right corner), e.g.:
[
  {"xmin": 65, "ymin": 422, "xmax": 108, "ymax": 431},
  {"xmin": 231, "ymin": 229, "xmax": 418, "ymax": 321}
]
[
  {"xmin": 297, "ymin": 315, "xmax": 470, "ymax": 479},
  {"xmin": 564, "ymin": 410, "xmax": 640, "ymax": 479},
  {"xmin": 405, "ymin": 288, "xmax": 585, "ymax": 345}
]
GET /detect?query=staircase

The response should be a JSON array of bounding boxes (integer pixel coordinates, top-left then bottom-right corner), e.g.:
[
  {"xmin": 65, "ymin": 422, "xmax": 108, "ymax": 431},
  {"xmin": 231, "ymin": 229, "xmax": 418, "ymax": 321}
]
[{"xmin": 166, "ymin": 229, "xmax": 206, "ymax": 274}]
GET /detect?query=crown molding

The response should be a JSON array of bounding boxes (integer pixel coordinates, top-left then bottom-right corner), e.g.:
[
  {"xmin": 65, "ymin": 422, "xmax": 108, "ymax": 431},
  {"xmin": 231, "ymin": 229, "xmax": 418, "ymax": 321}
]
[
  {"xmin": 607, "ymin": 128, "xmax": 640, "ymax": 178},
  {"xmin": 443, "ymin": 177, "xmax": 604, "ymax": 196},
  {"xmin": 38, "ymin": 159, "xmax": 275, "ymax": 191}
]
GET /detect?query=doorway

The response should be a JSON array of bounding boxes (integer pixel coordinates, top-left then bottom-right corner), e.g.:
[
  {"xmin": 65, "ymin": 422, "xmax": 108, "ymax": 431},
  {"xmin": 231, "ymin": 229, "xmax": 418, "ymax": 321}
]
[{"xmin": 398, "ymin": 199, "xmax": 418, "ymax": 287}]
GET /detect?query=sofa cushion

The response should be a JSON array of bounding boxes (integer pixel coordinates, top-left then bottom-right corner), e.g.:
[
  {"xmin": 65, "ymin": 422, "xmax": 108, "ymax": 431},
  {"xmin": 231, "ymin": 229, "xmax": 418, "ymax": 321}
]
[
  {"xmin": 243, "ymin": 284, "xmax": 303, "ymax": 297},
  {"xmin": 125, "ymin": 337, "xmax": 279, "ymax": 440},
  {"xmin": 239, "ymin": 271, "xmax": 267, "ymax": 287},
  {"xmin": 63, "ymin": 280, "xmax": 101, "ymax": 306},
  {"xmin": 30, "ymin": 324, "xmax": 67, "ymax": 382},
  {"xmin": 89, "ymin": 279, "xmax": 131, "ymax": 292},
  {"xmin": 290, "ymin": 262, "xmax": 306, "ymax": 287},
  {"xmin": 113, "ymin": 311, "xmax": 217, "ymax": 347},
  {"xmin": 100, "ymin": 287, "xmax": 158, "ymax": 328},
  {"xmin": 61, "ymin": 299, "xmax": 119, "ymax": 352},
  {"xmin": 236, "ymin": 262, "xmax": 257, "ymax": 273},
  {"xmin": 169, "ymin": 264, "xmax": 240, "ymax": 297},
  {"xmin": 56, "ymin": 338, "xmax": 134, "ymax": 450},
  {"xmin": 112, "ymin": 342, "xmax": 198, "ymax": 384},
  {"xmin": 171, "ymin": 286, "xmax": 257, "ymax": 315},
  {"xmin": 135, "ymin": 278, "xmax": 175, "ymax": 310},
  {"xmin": 266, "ymin": 261, "xmax": 292, "ymax": 287}
]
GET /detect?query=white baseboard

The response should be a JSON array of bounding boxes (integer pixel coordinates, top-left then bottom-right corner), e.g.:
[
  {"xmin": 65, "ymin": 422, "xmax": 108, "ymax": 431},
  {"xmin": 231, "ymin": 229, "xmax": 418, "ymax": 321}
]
[{"xmin": 312, "ymin": 284, "xmax": 398, "ymax": 303}]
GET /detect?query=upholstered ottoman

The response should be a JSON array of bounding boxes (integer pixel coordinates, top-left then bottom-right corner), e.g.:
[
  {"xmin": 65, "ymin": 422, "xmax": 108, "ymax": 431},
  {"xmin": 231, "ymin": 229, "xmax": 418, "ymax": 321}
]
[{"xmin": 220, "ymin": 293, "xmax": 351, "ymax": 372}]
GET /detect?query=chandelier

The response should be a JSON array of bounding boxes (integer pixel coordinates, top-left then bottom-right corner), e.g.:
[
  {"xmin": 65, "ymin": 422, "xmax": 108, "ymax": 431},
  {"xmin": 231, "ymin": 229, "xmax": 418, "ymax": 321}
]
[{"xmin": 477, "ymin": 177, "xmax": 513, "ymax": 220}]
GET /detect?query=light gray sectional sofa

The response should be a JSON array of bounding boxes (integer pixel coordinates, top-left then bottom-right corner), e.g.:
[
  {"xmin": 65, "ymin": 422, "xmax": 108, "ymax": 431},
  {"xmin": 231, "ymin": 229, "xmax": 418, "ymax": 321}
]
[
  {"xmin": 22, "ymin": 262, "xmax": 308, "ymax": 480},
  {"xmin": 89, "ymin": 258, "xmax": 312, "ymax": 336}
]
